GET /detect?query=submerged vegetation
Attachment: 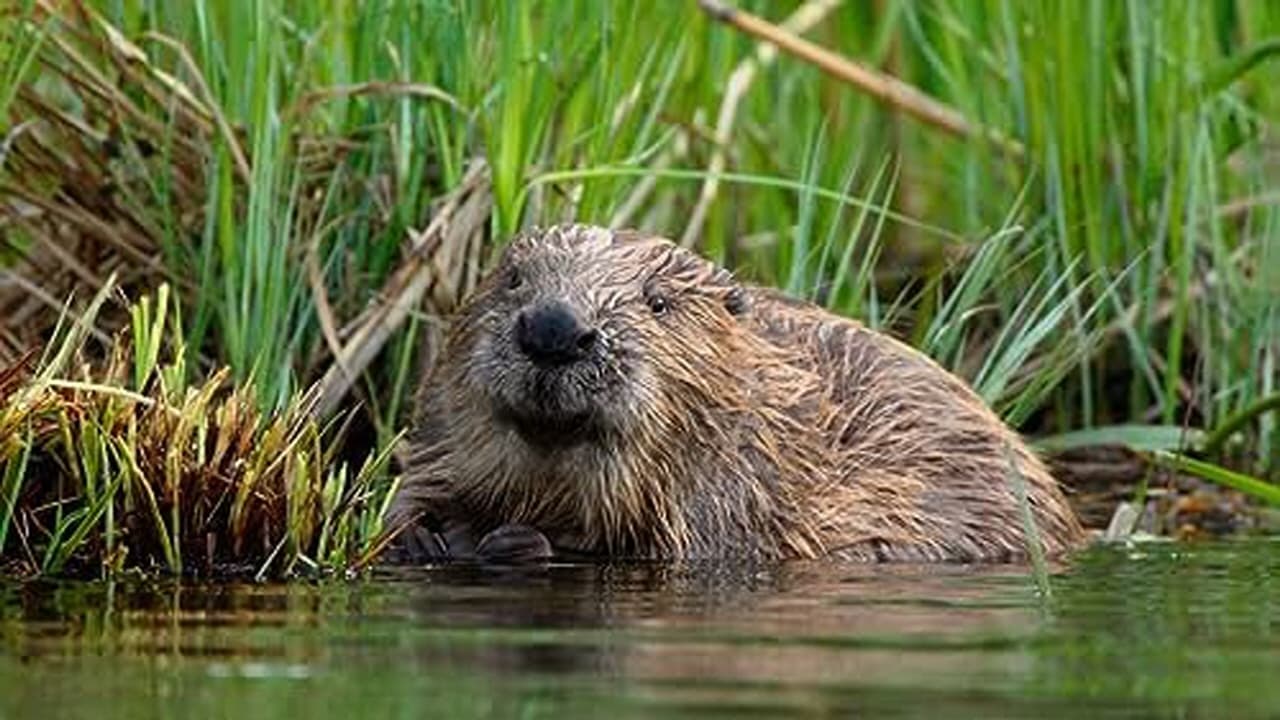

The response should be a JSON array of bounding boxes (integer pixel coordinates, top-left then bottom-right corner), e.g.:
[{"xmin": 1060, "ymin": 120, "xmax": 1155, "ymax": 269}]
[{"xmin": 0, "ymin": 0, "xmax": 1278, "ymax": 576}]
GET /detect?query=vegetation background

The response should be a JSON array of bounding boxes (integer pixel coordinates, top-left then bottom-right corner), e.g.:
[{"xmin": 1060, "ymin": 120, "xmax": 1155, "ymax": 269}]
[{"xmin": 1, "ymin": 0, "xmax": 1277, "ymax": 577}]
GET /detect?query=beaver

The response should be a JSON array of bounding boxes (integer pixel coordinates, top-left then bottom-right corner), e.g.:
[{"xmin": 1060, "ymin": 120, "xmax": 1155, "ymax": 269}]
[{"xmin": 387, "ymin": 223, "xmax": 1086, "ymax": 563}]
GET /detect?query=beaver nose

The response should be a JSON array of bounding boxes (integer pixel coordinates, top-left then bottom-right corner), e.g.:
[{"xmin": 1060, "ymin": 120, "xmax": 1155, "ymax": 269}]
[{"xmin": 515, "ymin": 302, "xmax": 598, "ymax": 365}]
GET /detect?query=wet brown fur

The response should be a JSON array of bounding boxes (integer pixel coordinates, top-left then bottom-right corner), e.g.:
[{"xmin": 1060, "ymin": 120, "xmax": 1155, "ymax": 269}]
[{"xmin": 389, "ymin": 224, "xmax": 1086, "ymax": 562}]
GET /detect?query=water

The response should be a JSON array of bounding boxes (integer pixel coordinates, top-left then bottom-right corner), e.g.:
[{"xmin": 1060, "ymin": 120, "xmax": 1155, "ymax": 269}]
[{"xmin": 2, "ymin": 540, "xmax": 1278, "ymax": 719}]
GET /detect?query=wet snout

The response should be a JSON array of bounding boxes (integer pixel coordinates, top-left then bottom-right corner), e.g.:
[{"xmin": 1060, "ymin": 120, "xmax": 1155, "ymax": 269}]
[{"xmin": 515, "ymin": 301, "xmax": 598, "ymax": 366}]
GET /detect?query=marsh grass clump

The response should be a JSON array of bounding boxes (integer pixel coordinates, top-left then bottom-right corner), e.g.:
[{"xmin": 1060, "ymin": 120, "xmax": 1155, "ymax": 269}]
[{"xmin": 0, "ymin": 282, "xmax": 399, "ymax": 579}]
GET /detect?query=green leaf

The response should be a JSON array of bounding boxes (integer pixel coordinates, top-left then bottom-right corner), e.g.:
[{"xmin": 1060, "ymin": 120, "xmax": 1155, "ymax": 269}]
[
  {"xmin": 1035, "ymin": 425, "xmax": 1207, "ymax": 454},
  {"xmin": 1147, "ymin": 451, "xmax": 1280, "ymax": 507},
  {"xmin": 1191, "ymin": 38, "xmax": 1280, "ymax": 100},
  {"xmin": 0, "ymin": 428, "xmax": 31, "ymax": 553}
]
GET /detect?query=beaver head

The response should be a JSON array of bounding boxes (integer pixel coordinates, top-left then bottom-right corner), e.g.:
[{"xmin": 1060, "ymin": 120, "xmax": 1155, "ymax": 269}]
[
  {"xmin": 451, "ymin": 223, "xmax": 751, "ymax": 450},
  {"xmin": 417, "ymin": 223, "xmax": 796, "ymax": 555}
]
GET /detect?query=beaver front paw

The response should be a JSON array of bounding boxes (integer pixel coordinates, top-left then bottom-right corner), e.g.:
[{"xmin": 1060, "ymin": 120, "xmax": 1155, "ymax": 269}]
[
  {"xmin": 383, "ymin": 522, "xmax": 451, "ymax": 564},
  {"xmin": 475, "ymin": 524, "xmax": 554, "ymax": 564}
]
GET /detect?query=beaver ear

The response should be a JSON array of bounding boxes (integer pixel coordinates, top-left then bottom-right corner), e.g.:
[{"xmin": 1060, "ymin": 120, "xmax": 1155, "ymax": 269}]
[{"xmin": 724, "ymin": 286, "xmax": 749, "ymax": 316}]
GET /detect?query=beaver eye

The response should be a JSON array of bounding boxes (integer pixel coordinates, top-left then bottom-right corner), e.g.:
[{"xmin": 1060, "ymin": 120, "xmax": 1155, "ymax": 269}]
[
  {"xmin": 646, "ymin": 293, "xmax": 670, "ymax": 316},
  {"xmin": 506, "ymin": 267, "xmax": 522, "ymax": 290}
]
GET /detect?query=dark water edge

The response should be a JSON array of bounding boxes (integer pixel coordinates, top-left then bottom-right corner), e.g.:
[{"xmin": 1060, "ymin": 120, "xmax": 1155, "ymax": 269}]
[{"xmin": 2, "ymin": 539, "xmax": 1278, "ymax": 719}]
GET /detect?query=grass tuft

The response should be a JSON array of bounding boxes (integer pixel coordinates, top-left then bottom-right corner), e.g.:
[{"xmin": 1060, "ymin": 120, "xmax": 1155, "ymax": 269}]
[{"xmin": 0, "ymin": 281, "xmax": 396, "ymax": 579}]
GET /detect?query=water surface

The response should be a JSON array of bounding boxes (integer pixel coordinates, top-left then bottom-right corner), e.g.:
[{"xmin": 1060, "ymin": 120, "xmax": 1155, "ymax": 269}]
[{"xmin": 2, "ymin": 540, "xmax": 1278, "ymax": 718}]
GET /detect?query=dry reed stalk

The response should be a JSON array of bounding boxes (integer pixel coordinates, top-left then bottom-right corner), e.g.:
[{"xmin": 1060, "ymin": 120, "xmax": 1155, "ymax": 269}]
[{"xmin": 697, "ymin": 0, "xmax": 1024, "ymax": 160}]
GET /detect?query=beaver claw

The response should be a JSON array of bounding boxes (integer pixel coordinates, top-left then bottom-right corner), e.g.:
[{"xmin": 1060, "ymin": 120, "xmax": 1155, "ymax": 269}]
[
  {"xmin": 475, "ymin": 524, "xmax": 554, "ymax": 564},
  {"xmin": 386, "ymin": 520, "xmax": 554, "ymax": 565}
]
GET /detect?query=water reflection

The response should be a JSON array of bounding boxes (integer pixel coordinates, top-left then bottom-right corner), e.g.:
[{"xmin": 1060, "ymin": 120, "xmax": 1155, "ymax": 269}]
[{"xmin": 2, "ymin": 542, "xmax": 1278, "ymax": 718}]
